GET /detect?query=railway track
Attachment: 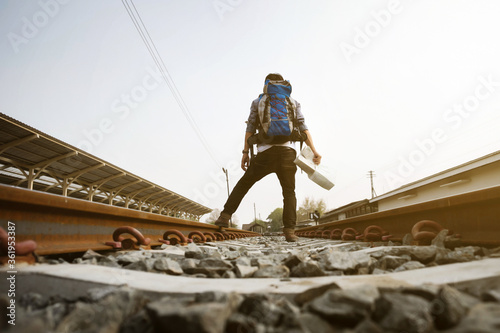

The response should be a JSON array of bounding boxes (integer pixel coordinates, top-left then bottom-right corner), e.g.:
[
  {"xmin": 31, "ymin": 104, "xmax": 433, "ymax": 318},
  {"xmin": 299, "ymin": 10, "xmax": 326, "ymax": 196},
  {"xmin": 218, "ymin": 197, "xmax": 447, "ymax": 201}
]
[
  {"xmin": 296, "ymin": 185, "xmax": 500, "ymax": 247},
  {"xmin": 1, "ymin": 182, "xmax": 499, "ymax": 258},
  {"xmin": 1, "ymin": 183, "xmax": 500, "ymax": 332},
  {"xmin": 0, "ymin": 184, "xmax": 258, "ymax": 256}
]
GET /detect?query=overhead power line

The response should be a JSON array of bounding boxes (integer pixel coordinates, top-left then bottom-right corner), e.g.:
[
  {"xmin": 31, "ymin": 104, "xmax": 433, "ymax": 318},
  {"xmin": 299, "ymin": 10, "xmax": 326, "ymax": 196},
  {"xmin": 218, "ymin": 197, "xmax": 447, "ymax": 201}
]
[{"xmin": 121, "ymin": 0, "xmax": 221, "ymax": 168}]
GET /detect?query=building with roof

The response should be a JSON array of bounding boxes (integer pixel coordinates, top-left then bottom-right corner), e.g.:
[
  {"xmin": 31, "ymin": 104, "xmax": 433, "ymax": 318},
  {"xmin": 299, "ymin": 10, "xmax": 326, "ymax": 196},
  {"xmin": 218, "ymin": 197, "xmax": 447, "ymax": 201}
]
[
  {"xmin": 0, "ymin": 113, "xmax": 211, "ymax": 221},
  {"xmin": 295, "ymin": 218, "xmax": 315, "ymax": 228},
  {"xmin": 319, "ymin": 199, "xmax": 378, "ymax": 224},
  {"xmin": 370, "ymin": 150, "xmax": 500, "ymax": 211},
  {"xmin": 242, "ymin": 221, "xmax": 265, "ymax": 233}
]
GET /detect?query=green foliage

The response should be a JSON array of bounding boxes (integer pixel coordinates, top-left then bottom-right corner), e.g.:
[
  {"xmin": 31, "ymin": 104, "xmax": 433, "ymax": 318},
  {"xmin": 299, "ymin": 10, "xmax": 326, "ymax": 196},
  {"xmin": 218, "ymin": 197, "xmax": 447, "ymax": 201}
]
[
  {"xmin": 264, "ymin": 198, "xmax": 327, "ymax": 230},
  {"xmin": 297, "ymin": 196, "xmax": 326, "ymax": 222},
  {"xmin": 267, "ymin": 208, "xmax": 283, "ymax": 232}
]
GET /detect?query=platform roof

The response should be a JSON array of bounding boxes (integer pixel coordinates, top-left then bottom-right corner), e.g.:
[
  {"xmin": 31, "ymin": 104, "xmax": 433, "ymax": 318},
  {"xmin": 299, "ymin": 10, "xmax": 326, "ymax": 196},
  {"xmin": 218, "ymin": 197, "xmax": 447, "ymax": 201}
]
[{"xmin": 0, "ymin": 113, "xmax": 211, "ymax": 220}]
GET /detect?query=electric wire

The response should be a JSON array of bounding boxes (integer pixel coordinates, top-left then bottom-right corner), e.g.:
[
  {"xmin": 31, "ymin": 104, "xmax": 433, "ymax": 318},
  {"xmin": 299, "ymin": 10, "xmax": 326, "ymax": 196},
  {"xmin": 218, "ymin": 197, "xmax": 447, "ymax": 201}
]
[
  {"xmin": 121, "ymin": 0, "xmax": 221, "ymax": 168},
  {"xmin": 122, "ymin": 0, "xmax": 220, "ymax": 168}
]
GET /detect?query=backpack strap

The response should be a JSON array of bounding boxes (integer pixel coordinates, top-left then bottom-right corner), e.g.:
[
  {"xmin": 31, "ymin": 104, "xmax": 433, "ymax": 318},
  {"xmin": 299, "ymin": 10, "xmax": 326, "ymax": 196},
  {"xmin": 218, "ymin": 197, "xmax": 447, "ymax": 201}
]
[
  {"xmin": 286, "ymin": 97, "xmax": 298, "ymax": 130},
  {"xmin": 286, "ymin": 97, "xmax": 306, "ymax": 147},
  {"xmin": 257, "ymin": 94, "xmax": 271, "ymax": 134}
]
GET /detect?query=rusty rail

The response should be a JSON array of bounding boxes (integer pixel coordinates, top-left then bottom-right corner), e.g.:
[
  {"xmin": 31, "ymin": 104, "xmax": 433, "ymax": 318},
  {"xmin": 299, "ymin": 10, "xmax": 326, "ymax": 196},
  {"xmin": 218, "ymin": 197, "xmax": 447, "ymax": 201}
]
[
  {"xmin": 0, "ymin": 184, "xmax": 259, "ymax": 255},
  {"xmin": 297, "ymin": 185, "xmax": 500, "ymax": 247}
]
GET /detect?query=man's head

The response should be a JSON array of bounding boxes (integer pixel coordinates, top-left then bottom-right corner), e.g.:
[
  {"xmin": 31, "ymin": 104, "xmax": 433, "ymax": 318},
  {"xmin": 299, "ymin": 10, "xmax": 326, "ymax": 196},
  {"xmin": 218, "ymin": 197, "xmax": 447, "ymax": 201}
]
[{"xmin": 265, "ymin": 73, "xmax": 284, "ymax": 82}]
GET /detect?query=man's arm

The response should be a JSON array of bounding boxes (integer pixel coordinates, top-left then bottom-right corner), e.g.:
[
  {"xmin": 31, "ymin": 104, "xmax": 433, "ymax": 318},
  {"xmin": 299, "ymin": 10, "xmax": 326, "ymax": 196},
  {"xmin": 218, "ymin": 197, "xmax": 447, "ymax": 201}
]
[
  {"xmin": 294, "ymin": 102, "xmax": 321, "ymax": 164},
  {"xmin": 241, "ymin": 132, "xmax": 253, "ymax": 171},
  {"xmin": 303, "ymin": 130, "xmax": 322, "ymax": 165}
]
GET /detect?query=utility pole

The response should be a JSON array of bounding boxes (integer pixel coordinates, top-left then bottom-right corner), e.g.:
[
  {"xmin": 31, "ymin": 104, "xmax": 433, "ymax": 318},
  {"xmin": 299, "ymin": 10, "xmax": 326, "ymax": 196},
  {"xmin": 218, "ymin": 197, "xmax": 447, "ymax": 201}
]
[
  {"xmin": 367, "ymin": 170, "xmax": 377, "ymax": 199},
  {"xmin": 253, "ymin": 203, "xmax": 257, "ymax": 222},
  {"xmin": 222, "ymin": 168, "xmax": 230, "ymax": 198},
  {"xmin": 222, "ymin": 168, "xmax": 232, "ymax": 226}
]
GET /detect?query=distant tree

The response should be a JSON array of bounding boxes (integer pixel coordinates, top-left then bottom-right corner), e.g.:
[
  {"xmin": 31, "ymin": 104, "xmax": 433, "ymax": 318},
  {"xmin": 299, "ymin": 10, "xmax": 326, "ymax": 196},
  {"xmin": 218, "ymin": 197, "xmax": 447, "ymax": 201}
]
[
  {"xmin": 297, "ymin": 197, "xmax": 326, "ymax": 222},
  {"xmin": 267, "ymin": 208, "xmax": 283, "ymax": 232},
  {"xmin": 230, "ymin": 215, "xmax": 240, "ymax": 228},
  {"xmin": 205, "ymin": 208, "xmax": 238, "ymax": 228},
  {"xmin": 205, "ymin": 209, "xmax": 221, "ymax": 224}
]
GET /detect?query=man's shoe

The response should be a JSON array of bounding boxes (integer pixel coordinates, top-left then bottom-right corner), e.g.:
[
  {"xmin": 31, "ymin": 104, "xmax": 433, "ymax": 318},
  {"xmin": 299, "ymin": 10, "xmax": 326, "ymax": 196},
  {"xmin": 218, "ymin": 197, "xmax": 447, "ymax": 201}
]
[
  {"xmin": 283, "ymin": 228, "xmax": 298, "ymax": 242},
  {"xmin": 214, "ymin": 213, "xmax": 230, "ymax": 229}
]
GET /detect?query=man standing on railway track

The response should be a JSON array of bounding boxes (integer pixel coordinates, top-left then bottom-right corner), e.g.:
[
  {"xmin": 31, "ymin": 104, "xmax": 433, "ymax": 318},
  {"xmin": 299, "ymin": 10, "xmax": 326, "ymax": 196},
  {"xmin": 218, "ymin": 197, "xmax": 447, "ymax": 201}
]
[{"xmin": 215, "ymin": 73, "xmax": 321, "ymax": 242}]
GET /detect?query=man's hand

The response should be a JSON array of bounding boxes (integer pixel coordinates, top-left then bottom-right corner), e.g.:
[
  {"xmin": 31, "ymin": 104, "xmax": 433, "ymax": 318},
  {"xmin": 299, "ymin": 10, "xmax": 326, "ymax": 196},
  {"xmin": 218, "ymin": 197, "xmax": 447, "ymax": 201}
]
[
  {"xmin": 241, "ymin": 132, "xmax": 253, "ymax": 171},
  {"xmin": 303, "ymin": 130, "xmax": 322, "ymax": 165},
  {"xmin": 313, "ymin": 152, "xmax": 322, "ymax": 165},
  {"xmin": 241, "ymin": 153, "xmax": 250, "ymax": 171}
]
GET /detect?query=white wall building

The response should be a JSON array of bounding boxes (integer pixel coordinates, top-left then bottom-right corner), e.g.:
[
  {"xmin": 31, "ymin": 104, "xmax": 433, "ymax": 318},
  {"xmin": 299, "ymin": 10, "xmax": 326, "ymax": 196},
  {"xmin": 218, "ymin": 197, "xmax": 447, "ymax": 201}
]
[{"xmin": 371, "ymin": 150, "xmax": 500, "ymax": 211}]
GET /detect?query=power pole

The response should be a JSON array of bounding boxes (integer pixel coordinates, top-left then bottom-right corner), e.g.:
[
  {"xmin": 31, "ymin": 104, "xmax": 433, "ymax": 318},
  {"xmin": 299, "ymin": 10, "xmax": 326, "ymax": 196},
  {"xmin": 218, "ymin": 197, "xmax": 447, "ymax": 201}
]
[
  {"xmin": 222, "ymin": 168, "xmax": 230, "ymax": 198},
  {"xmin": 222, "ymin": 168, "xmax": 232, "ymax": 226},
  {"xmin": 367, "ymin": 170, "xmax": 377, "ymax": 199}
]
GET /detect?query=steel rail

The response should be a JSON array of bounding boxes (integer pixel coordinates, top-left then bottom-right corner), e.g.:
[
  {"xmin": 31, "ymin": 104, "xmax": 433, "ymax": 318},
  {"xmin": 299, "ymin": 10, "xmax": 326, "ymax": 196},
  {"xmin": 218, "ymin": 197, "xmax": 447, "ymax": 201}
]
[
  {"xmin": 0, "ymin": 184, "xmax": 259, "ymax": 255},
  {"xmin": 297, "ymin": 185, "xmax": 500, "ymax": 247}
]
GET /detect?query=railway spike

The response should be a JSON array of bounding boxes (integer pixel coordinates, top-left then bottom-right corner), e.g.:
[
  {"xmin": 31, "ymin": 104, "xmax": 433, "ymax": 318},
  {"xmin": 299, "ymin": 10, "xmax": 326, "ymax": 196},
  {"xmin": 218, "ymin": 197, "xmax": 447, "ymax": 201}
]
[
  {"xmin": 111, "ymin": 226, "xmax": 151, "ymax": 250},
  {"xmin": 162, "ymin": 230, "xmax": 189, "ymax": 246},
  {"xmin": 188, "ymin": 231, "xmax": 207, "ymax": 244}
]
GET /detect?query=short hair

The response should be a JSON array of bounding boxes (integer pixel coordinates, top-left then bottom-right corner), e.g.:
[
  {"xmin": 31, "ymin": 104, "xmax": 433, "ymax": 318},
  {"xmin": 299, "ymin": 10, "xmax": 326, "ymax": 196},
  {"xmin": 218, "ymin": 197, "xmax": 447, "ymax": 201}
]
[{"xmin": 265, "ymin": 73, "xmax": 284, "ymax": 82}]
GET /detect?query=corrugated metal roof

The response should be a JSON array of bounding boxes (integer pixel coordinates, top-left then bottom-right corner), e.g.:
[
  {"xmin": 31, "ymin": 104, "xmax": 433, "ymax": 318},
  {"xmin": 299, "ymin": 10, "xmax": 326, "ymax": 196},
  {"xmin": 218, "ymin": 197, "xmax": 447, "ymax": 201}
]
[{"xmin": 0, "ymin": 112, "xmax": 211, "ymax": 220}]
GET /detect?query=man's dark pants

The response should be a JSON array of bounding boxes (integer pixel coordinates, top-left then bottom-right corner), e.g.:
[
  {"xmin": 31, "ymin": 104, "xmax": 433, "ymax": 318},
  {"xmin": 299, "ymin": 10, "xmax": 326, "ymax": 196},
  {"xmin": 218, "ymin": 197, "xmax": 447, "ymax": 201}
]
[{"xmin": 222, "ymin": 146, "xmax": 297, "ymax": 228}]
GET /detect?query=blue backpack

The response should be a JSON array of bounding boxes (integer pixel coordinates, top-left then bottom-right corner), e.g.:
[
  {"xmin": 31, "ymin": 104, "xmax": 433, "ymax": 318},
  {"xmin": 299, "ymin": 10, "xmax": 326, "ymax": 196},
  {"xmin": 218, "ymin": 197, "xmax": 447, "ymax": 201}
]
[{"xmin": 255, "ymin": 79, "xmax": 304, "ymax": 144}]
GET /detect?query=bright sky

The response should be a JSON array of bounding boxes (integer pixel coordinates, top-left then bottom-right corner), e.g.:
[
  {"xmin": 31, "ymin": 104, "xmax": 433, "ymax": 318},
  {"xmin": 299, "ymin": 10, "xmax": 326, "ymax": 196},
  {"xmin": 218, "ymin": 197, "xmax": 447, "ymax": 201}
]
[{"xmin": 1, "ymin": 0, "xmax": 500, "ymax": 227}]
